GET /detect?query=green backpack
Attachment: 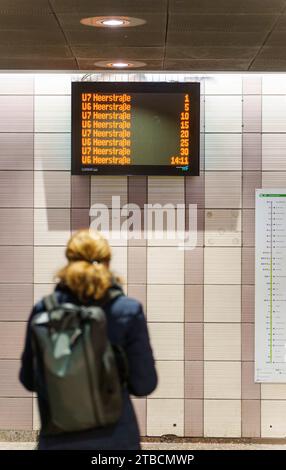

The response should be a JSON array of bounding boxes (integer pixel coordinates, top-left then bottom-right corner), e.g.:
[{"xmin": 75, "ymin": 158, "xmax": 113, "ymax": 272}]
[{"xmin": 31, "ymin": 288, "xmax": 127, "ymax": 436}]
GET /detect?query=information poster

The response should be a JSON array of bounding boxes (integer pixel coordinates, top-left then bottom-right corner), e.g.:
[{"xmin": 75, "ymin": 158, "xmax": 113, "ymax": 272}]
[{"xmin": 255, "ymin": 189, "xmax": 286, "ymax": 382}]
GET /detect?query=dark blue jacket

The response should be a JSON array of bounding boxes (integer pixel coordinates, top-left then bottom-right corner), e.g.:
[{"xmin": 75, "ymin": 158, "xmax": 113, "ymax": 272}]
[{"xmin": 19, "ymin": 284, "xmax": 157, "ymax": 450}]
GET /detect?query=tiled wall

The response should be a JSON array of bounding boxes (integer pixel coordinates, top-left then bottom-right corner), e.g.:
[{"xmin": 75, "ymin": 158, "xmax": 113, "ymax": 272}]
[{"xmin": 1, "ymin": 72, "xmax": 286, "ymax": 438}]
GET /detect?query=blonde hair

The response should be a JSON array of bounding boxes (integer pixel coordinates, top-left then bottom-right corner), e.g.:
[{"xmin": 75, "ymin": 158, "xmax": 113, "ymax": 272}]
[{"xmin": 56, "ymin": 230, "xmax": 114, "ymax": 302}]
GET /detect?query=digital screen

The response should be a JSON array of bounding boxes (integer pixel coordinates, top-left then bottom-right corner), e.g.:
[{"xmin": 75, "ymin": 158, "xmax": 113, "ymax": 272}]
[{"xmin": 71, "ymin": 82, "xmax": 200, "ymax": 176}]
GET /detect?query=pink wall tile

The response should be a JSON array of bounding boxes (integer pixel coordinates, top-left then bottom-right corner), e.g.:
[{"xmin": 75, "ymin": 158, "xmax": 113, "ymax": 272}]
[
  {"xmin": 128, "ymin": 247, "xmax": 147, "ymax": 284},
  {"xmin": 127, "ymin": 285, "xmax": 146, "ymax": 312},
  {"xmin": 242, "ymin": 76, "xmax": 262, "ymax": 95},
  {"xmin": 185, "ymin": 175, "xmax": 205, "ymax": 209},
  {"xmin": 242, "ymin": 400, "xmax": 261, "ymax": 438},
  {"xmin": 242, "ymin": 172, "xmax": 261, "ymax": 208},
  {"xmin": 185, "ymin": 247, "xmax": 204, "ymax": 284},
  {"xmin": 128, "ymin": 176, "xmax": 147, "ymax": 208},
  {"xmin": 242, "ymin": 362, "xmax": 260, "ymax": 399},
  {"xmin": 185, "ymin": 285, "xmax": 203, "ymax": 322},
  {"xmin": 132, "ymin": 398, "xmax": 146, "ymax": 436},
  {"xmin": 242, "ymin": 285, "xmax": 255, "ymax": 322},
  {"xmin": 185, "ymin": 399, "xmax": 203, "ymax": 437},
  {"xmin": 243, "ymin": 96, "xmax": 262, "ymax": 133},
  {"xmin": 185, "ymin": 323, "xmax": 203, "ymax": 361},
  {"xmin": 185, "ymin": 361, "xmax": 203, "ymax": 399},
  {"xmin": 242, "ymin": 247, "xmax": 255, "ymax": 285},
  {"xmin": 242, "ymin": 209, "xmax": 255, "ymax": 247},
  {"xmin": 242, "ymin": 323, "xmax": 254, "ymax": 361}
]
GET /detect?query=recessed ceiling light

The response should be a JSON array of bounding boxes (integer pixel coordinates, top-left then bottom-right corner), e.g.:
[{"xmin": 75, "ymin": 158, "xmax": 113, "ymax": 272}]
[
  {"xmin": 102, "ymin": 19, "xmax": 126, "ymax": 27},
  {"xmin": 80, "ymin": 16, "xmax": 146, "ymax": 28},
  {"xmin": 110, "ymin": 62, "xmax": 130, "ymax": 68},
  {"xmin": 93, "ymin": 60, "xmax": 146, "ymax": 69}
]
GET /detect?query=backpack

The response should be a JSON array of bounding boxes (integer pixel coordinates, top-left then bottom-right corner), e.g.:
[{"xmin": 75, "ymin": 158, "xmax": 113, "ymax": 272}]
[{"xmin": 31, "ymin": 287, "xmax": 127, "ymax": 436}]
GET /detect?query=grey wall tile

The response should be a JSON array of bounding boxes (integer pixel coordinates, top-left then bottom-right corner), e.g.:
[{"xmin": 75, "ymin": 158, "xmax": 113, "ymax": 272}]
[
  {"xmin": 242, "ymin": 134, "xmax": 262, "ymax": 171},
  {"xmin": 0, "ymin": 322, "xmax": 26, "ymax": 359},
  {"xmin": 0, "ymin": 96, "xmax": 33, "ymax": 132},
  {"xmin": 0, "ymin": 74, "xmax": 34, "ymax": 94},
  {"xmin": 0, "ymin": 247, "xmax": 33, "ymax": 283},
  {"xmin": 0, "ymin": 360, "xmax": 31, "ymax": 397},
  {"xmin": 0, "ymin": 397, "xmax": 32, "ymax": 430},
  {"xmin": 0, "ymin": 171, "xmax": 33, "ymax": 207},
  {"xmin": 0, "ymin": 284, "xmax": 32, "ymax": 321},
  {"xmin": 0, "ymin": 209, "xmax": 33, "ymax": 245},
  {"xmin": 34, "ymin": 133, "xmax": 71, "ymax": 171},
  {"xmin": 71, "ymin": 175, "xmax": 90, "ymax": 208},
  {"xmin": 0, "ymin": 134, "xmax": 33, "ymax": 170},
  {"xmin": 71, "ymin": 208, "xmax": 90, "ymax": 233}
]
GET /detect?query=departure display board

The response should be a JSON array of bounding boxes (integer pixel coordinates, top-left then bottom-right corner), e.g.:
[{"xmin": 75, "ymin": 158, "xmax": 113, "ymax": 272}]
[{"xmin": 71, "ymin": 82, "xmax": 200, "ymax": 176}]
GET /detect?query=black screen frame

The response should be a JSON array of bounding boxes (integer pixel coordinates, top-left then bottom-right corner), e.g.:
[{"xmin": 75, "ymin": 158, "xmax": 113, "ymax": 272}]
[{"xmin": 71, "ymin": 81, "xmax": 200, "ymax": 176}]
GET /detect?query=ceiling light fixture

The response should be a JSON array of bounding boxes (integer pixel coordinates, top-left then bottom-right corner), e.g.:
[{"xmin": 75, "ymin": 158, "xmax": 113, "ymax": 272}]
[
  {"xmin": 102, "ymin": 19, "xmax": 126, "ymax": 26},
  {"xmin": 80, "ymin": 16, "xmax": 146, "ymax": 28},
  {"xmin": 110, "ymin": 62, "xmax": 130, "ymax": 68},
  {"xmin": 93, "ymin": 60, "xmax": 146, "ymax": 69}
]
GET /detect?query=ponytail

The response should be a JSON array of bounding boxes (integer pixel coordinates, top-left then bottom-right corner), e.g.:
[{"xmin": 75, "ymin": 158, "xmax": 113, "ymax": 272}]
[{"xmin": 56, "ymin": 230, "xmax": 115, "ymax": 302}]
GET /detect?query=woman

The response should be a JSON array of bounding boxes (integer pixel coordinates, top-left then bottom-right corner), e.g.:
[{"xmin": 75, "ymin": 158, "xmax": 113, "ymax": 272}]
[{"xmin": 19, "ymin": 229, "xmax": 157, "ymax": 450}]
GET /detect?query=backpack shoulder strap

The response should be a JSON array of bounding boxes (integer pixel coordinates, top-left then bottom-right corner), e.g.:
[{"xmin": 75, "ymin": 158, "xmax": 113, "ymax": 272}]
[{"xmin": 43, "ymin": 292, "xmax": 59, "ymax": 313}]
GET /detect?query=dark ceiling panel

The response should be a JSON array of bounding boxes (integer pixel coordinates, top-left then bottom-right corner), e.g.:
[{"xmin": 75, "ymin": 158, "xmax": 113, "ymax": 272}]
[
  {"xmin": 167, "ymin": 31, "xmax": 266, "ymax": 47},
  {"xmin": 73, "ymin": 45, "xmax": 164, "ymax": 60},
  {"xmin": 168, "ymin": 14, "xmax": 277, "ymax": 33},
  {"xmin": 66, "ymin": 30, "xmax": 165, "ymax": 47},
  {"xmin": 266, "ymin": 31, "xmax": 286, "ymax": 45},
  {"xmin": 255, "ymin": 46, "xmax": 286, "ymax": 59},
  {"xmin": 274, "ymin": 15, "xmax": 286, "ymax": 30},
  {"xmin": 0, "ymin": 30, "xmax": 66, "ymax": 46},
  {"xmin": 0, "ymin": 45, "xmax": 72, "ymax": 59},
  {"xmin": 0, "ymin": 56, "xmax": 77, "ymax": 69},
  {"xmin": 251, "ymin": 57, "xmax": 286, "ymax": 71},
  {"xmin": 0, "ymin": 13, "xmax": 59, "ymax": 30},
  {"xmin": 50, "ymin": 0, "xmax": 167, "ymax": 14},
  {"xmin": 166, "ymin": 46, "xmax": 259, "ymax": 60},
  {"xmin": 78, "ymin": 58, "xmax": 163, "ymax": 70},
  {"xmin": 0, "ymin": 0, "xmax": 51, "ymax": 14},
  {"xmin": 169, "ymin": 0, "xmax": 286, "ymax": 14},
  {"xmin": 165, "ymin": 58, "xmax": 251, "ymax": 71}
]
